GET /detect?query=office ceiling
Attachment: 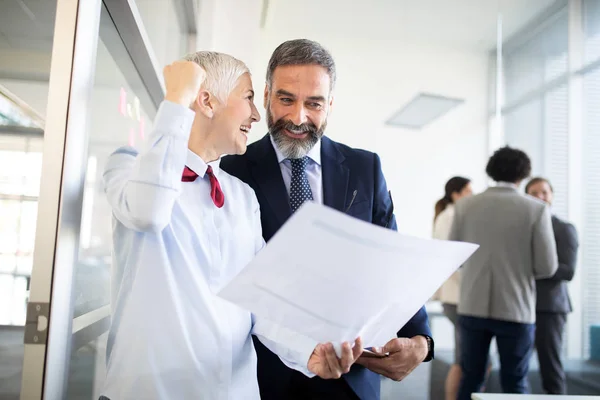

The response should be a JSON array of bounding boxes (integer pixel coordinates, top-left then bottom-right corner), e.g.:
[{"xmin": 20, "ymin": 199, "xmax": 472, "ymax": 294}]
[{"xmin": 265, "ymin": 0, "xmax": 558, "ymax": 52}]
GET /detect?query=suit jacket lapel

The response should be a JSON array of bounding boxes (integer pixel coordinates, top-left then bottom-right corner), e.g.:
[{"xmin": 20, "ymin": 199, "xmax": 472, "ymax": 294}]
[
  {"xmin": 321, "ymin": 136, "xmax": 349, "ymax": 212},
  {"xmin": 249, "ymin": 135, "xmax": 291, "ymax": 226}
]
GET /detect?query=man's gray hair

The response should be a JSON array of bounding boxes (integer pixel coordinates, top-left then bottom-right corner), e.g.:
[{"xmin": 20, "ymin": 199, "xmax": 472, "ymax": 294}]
[
  {"xmin": 266, "ymin": 39, "xmax": 336, "ymax": 92},
  {"xmin": 183, "ymin": 51, "xmax": 249, "ymax": 103}
]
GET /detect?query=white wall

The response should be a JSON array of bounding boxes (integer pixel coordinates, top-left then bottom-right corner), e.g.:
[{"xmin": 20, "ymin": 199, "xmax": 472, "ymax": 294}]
[
  {"xmin": 253, "ymin": 34, "xmax": 489, "ymax": 238},
  {"xmin": 196, "ymin": 0, "xmax": 263, "ymax": 78},
  {"xmin": 135, "ymin": 0, "xmax": 188, "ymax": 69}
]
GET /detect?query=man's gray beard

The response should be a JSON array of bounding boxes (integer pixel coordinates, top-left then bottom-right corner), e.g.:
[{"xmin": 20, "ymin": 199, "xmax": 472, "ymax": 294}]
[
  {"xmin": 271, "ymin": 131, "xmax": 319, "ymax": 159},
  {"xmin": 267, "ymin": 104, "xmax": 325, "ymax": 160}
]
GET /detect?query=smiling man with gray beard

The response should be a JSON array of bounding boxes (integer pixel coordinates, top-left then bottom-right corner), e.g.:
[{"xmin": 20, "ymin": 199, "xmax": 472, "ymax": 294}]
[
  {"xmin": 221, "ymin": 38, "xmax": 433, "ymax": 400},
  {"xmin": 266, "ymin": 99, "xmax": 326, "ymax": 160}
]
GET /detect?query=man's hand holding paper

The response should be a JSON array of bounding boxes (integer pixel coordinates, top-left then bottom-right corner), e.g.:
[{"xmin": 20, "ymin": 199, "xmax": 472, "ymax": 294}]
[{"xmin": 358, "ymin": 336, "xmax": 428, "ymax": 381}]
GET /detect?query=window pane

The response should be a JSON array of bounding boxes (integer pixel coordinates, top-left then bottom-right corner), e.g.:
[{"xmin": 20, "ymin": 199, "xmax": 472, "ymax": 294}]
[
  {"xmin": 542, "ymin": 84, "xmax": 569, "ymax": 220},
  {"xmin": 0, "ymin": 93, "xmax": 42, "ymax": 128},
  {"xmin": 503, "ymin": 85, "xmax": 569, "ymax": 220},
  {"xmin": 23, "ymin": 152, "xmax": 43, "ymax": 196},
  {"xmin": 0, "ymin": 150, "xmax": 26, "ymax": 195},
  {"xmin": 0, "ymin": 254, "xmax": 17, "ymax": 273},
  {"xmin": 0, "ymin": 135, "xmax": 27, "ymax": 150},
  {"xmin": 0, "ymin": 199, "xmax": 20, "ymax": 228},
  {"xmin": 504, "ymin": 98, "xmax": 544, "ymax": 174},
  {"xmin": 0, "ymin": 233, "xmax": 18, "ymax": 254},
  {"xmin": 0, "ymin": 149, "xmax": 41, "ymax": 196},
  {"xmin": 16, "ymin": 256, "xmax": 33, "ymax": 275},
  {"xmin": 0, "ymin": 274, "xmax": 15, "ymax": 325},
  {"xmin": 19, "ymin": 201, "xmax": 38, "ymax": 254},
  {"xmin": 11, "ymin": 276, "xmax": 28, "ymax": 325},
  {"xmin": 135, "ymin": 0, "xmax": 188, "ymax": 68},
  {"xmin": 65, "ymin": 3, "xmax": 158, "ymax": 397},
  {"xmin": 504, "ymin": 8, "xmax": 568, "ymax": 104},
  {"xmin": 0, "ymin": 0, "xmax": 55, "ymax": 397},
  {"xmin": 0, "ymin": 200, "xmax": 21, "ymax": 254},
  {"xmin": 584, "ymin": 0, "xmax": 600, "ymax": 65},
  {"xmin": 582, "ymin": 67, "xmax": 600, "ymax": 358}
]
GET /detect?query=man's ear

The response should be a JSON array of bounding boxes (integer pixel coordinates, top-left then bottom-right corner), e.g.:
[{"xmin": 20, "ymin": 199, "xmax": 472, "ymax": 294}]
[
  {"xmin": 328, "ymin": 94, "xmax": 334, "ymax": 116},
  {"xmin": 194, "ymin": 90, "xmax": 215, "ymax": 118},
  {"xmin": 263, "ymin": 84, "xmax": 269, "ymax": 110}
]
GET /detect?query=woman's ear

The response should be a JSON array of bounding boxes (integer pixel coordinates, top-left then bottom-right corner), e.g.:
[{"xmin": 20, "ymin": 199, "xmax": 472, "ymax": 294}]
[{"xmin": 194, "ymin": 90, "xmax": 215, "ymax": 118}]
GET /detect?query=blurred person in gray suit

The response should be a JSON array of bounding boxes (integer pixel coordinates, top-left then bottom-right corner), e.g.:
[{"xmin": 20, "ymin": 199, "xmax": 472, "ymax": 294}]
[
  {"xmin": 450, "ymin": 146, "xmax": 558, "ymax": 400},
  {"xmin": 526, "ymin": 177, "xmax": 579, "ymax": 395}
]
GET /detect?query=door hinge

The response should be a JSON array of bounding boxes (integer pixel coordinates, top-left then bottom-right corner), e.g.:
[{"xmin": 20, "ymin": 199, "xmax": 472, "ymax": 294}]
[{"xmin": 24, "ymin": 302, "xmax": 49, "ymax": 345}]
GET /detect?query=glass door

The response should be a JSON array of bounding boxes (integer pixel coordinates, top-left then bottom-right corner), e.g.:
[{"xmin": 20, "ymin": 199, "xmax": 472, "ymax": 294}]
[{"xmin": 19, "ymin": 0, "xmax": 180, "ymax": 397}]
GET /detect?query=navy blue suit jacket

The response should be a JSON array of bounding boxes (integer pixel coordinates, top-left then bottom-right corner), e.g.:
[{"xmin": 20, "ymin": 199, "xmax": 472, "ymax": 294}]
[{"xmin": 221, "ymin": 135, "xmax": 432, "ymax": 400}]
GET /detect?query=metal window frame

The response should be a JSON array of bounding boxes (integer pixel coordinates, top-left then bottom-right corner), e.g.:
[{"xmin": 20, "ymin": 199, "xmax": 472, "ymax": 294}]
[
  {"xmin": 566, "ymin": 0, "xmax": 585, "ymax": 361},
  {"xmin": 103, "ymin": 0, "xmax": 165, "ymax": 108},
  {"xmin": 175, "ymin": 0, "xmax": 198, "ymax": 34},
  {"xmin": 0, "ymin": 126, "xmax": 44, "ymax": 137},
  {"xmin": 20, "ymin": 0, "xmax": 103, "ymax": 398}
]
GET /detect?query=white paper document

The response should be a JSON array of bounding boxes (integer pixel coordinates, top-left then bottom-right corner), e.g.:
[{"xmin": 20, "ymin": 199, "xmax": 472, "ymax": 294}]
[{"xmin": 218, "ymin": 202, "xmax": 479, "ymax": 349}]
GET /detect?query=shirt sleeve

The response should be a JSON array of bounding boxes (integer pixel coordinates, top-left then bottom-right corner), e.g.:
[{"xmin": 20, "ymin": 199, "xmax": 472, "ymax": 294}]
[
  {"xmin": 547, "ymin": 222, "xmax": 578, "ymax": 281},
  {"xmin": 433, "ymin": 208, "xmax": 454, "ymax": 240},
  {"xmin": 103, "ymin": 101, "xmax": 195, "ymax": 232},
  {"xmin": 251, "ymin": 315, "xmax": 317, "ymax": 377},
  {"xmin": 252, "ymin": 194, "xmax": 266, "ymax": 254}
]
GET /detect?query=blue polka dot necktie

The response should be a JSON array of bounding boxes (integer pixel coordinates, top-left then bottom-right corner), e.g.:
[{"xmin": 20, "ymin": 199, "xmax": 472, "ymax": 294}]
[{"xmin": 289, "ymin": 157, "xmax": 314, "ymax": 212}]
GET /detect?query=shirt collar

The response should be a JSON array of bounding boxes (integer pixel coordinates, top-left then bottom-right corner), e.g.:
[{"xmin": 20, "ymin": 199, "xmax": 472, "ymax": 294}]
[
  {"xmin": 269, "ymin": 134, "xmax": 322, "ymax": 166},
  {"xmin": 495, "ymin": 181, "xmax": 519, "ymax": 189},
  {"xmin": 186, "ymin": 149, "xmax": 221, "ymax": 178}
]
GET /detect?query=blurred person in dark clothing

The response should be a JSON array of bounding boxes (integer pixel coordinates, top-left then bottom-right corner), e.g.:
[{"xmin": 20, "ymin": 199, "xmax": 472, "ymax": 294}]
[{"xmin": 526, "ymin": 177, "xmax": 579, "ymax": 395}]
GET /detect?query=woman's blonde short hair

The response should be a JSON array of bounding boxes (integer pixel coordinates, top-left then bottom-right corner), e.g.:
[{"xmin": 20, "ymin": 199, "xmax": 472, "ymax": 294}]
[{"xmin": 183, "ymin": 51, "xmax": 250, "ymax": 103}]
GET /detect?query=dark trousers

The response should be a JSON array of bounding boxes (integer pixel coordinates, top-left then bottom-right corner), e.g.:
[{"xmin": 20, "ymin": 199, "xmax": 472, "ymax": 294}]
[
  {"xmin": 287, "ymin": 371, "xmax": 360, "ymax": 400},
  {"xmin": 254, "ymin": 336, "xmax": 360, "ymax": 400},
  {"xmin": 536, "ymin": 312, "xmax": 567, "ymax": 394},
  {"xmin": 457, "ymin": 315, "xmax": 535, "ymax": 400}
]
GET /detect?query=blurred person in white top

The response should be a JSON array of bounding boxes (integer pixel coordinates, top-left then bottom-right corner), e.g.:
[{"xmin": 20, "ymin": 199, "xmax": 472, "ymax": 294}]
[
  {"xmin": 100, "ymin": 52, "xmax": 362, "ymax": 400},
  {"xmin": 432, "ymin": 176, "xmax": 472, "ymax": 400}
]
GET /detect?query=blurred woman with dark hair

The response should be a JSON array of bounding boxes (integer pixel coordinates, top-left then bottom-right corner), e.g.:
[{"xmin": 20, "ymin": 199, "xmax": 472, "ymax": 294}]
[
  {"xmin": 434, "ymin": 177, "xmax": 472, "ymax": 221},
  {"xmin": 432, "ymin": 176, "xmax": 472, "ymax": 400}
]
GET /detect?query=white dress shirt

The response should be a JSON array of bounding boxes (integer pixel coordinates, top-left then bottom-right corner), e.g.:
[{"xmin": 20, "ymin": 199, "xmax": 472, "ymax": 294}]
[
  {"xmin": 433, "ymin": 204, "xmax": 461, "ymax": 305},
  {"xmin": 101, "ymin": 101, "xmax": 316, "ymax": 400},
  {"xmin": 270, "ymin": 135, "xmax": 323, "ymax": 204}
]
